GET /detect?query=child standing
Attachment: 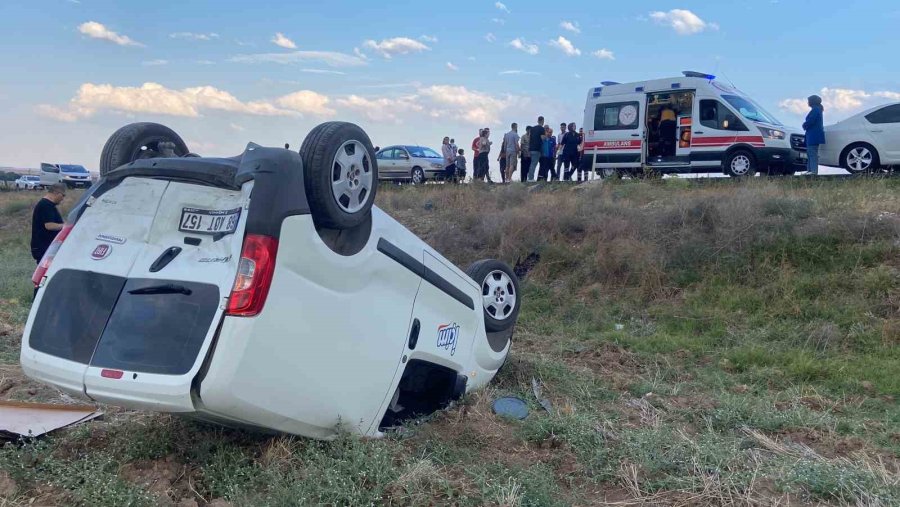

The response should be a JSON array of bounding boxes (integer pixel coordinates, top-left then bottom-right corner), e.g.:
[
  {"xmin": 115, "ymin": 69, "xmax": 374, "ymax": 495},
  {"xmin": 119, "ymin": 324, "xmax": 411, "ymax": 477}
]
[{"xmin": 454, "ymin": 149, "xmax": 467, "ymax": 183}]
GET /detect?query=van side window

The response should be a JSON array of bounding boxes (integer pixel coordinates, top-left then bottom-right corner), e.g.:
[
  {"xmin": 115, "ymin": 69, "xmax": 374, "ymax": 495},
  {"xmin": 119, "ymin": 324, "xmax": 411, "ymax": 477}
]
[
  {"xmin": 699, "ymin": 100, "xmax": 748, "ymax": 131},
  {"xmin": 41, "ymin": 163, "xmax": 60, "ymax": 173},
  {"xmin": 593, "ymin": 101, "xmax": 640, "ymax": 131}
]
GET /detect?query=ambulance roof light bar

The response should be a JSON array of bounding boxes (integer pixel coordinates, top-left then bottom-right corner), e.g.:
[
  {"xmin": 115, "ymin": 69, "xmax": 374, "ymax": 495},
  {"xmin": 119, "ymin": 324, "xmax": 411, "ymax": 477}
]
[{"xmin": 682, "ymin": 71, "xmax": 716, "ymax": 80}]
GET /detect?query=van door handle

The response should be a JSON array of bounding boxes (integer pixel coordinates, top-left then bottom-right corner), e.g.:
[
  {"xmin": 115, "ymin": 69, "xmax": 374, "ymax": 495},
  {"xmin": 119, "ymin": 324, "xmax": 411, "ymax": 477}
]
[
  {"xmin": 694, "ymin": 131, "xmax": 704, "ymax": 135},
  {"xmin": 870, "ymin": 129, "xmax": 883, "ymax": 133},
  {"xmin": 630, "ymin": 134, "xmax": 640, "ymax": 137},
  {"xmin": 408, "ymin": 319, "xmax": 420, "ymax": 350},
  {"xmin": 149, "ymin": 246, "xmax": 182, "ymax": 273}
]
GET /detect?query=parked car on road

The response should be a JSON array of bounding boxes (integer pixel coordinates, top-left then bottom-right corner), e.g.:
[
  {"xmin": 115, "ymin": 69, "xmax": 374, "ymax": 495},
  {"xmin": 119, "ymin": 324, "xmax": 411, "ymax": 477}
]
[
  {"xmin": 376, "ymin": 145, "xmax": 447, "ymax": 184},
  {"xmin": 819, "ymin": 102, "xmax": 900, "ymax": 173},
  {"xmin": 22, "ymin": 121, "xmax": 520, "ymax": 440},
  {"xmin": 40, "ymin": 163, "xmax": 93, "ymax": 188},
  {"xmin": 15, "ymin": 175, "xmax": 41, "ymax": 190}
]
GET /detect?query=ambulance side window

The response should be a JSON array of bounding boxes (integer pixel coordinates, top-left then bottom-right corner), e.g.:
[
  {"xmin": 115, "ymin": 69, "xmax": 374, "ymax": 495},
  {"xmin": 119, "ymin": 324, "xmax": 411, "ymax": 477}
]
[
  {"xmin": 699, "ymin": 100, "xmax": 747, "ymax": 131},
  {"xmin": 593, "ymin": 101, "xmax": 640, "ymax": 131}
]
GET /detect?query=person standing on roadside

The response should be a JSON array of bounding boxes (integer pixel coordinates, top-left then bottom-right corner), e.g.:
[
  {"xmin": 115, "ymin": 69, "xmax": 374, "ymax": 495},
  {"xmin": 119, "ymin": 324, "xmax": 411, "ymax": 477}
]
[
  {"xmin": 471, "ymin": 130, "xmax": 482, "ymax": 179},
  {"xmin": 477, "ymin": 128, "xmax": 492, "ymax": 182},
  {"xmin": 539, "ymin": 126, "xmax": 557, "ymax": 181},
  {"xmin": 31, "ymin": 184, "xmax": 66, "ymax": 297},
  {"xmin": 528, "ymin": 116, "xmax": 545, "ymax": 180},
  {"xmin": 560, "ymin": 123, "xmax": 582, "ymax": 181},
  {"xmin": 520, "ymin": 126, "xmax": 532, "ymax": 182},
  {"xmin": 449, "ymin": 138, "xmax": 458, "ymax": 156},
  {"xmin": 441, "ymin": 136, "xmax": 457, "ymax": 181},
  {"xmin": 497, "ymin": 138, "xmax": 508, "ymax": 183},
  {"xmin": 503, "ymin": 123, "xmax": 519, "ymax": 183},
  {"xmin": 577, "ymin": 127, "xmax": 586, "ymax": 180},
  {"xmin": 556, "ymin": 122, "xmax": 567, "ymax": 180},
  {"xmin": 803, "ymin": 95, "xmax": 825, "ymax": 176}
]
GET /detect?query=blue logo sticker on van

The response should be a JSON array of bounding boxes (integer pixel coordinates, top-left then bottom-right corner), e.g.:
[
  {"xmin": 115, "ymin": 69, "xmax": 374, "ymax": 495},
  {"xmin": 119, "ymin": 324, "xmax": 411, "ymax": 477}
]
[{"xmin": 437, "ymin": 323, "xmax": 460, "ymax": 356}]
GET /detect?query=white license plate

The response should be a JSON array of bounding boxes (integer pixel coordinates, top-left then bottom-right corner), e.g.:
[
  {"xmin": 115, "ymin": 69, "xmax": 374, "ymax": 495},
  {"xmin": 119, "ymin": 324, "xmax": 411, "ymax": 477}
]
[{"xmin": 179, "ymin": 207, "xmax": 241, "ymax": 235}]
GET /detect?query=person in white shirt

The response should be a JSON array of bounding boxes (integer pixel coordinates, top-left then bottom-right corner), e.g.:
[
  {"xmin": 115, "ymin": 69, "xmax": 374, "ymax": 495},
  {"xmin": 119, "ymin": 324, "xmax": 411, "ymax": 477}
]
[
  {"xmin": 502, "ymin": 123, "xmax": 519, "ymax": 183},
  {"xmin": 441, "ymin": 136, "xmax": 456, "ymax": 180}
]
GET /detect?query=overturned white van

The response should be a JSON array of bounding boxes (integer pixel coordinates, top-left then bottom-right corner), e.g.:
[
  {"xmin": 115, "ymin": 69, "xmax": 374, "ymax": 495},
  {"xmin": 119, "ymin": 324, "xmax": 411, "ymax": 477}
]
[{"xmin": 22, "ymin": 122, "xmax": 520, "ymax": 439}]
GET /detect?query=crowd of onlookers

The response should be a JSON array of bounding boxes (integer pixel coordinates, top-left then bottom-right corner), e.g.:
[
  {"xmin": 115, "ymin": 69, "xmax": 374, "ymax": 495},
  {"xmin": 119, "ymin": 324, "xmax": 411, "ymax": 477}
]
[{"xmin": 439, "ymin": 116, "xmax": 592, "ymax": 184}]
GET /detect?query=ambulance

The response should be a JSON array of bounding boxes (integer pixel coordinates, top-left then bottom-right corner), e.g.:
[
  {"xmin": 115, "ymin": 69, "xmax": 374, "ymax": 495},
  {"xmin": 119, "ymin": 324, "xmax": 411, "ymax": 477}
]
[{"xmin": 581, "ymin": 72, "xmax": 807, "ymax": 178}]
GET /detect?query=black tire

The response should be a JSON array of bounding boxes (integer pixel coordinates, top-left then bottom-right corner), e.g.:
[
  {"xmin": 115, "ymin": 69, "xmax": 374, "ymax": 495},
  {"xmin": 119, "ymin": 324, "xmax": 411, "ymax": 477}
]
[
  {"xmin": 724, "ymin": 149, "xmax": 757, "ymax": 178},
  {"xmin": 465, "ymin": 259, "xmax": 521, "ymax": 333},
  {"xmin": 99, "ymin": 123, "xmax": 189, "ymax": 176},
  {"xmin": 411, "ymin": 166, "xmax": 425, "ymax": 185},
  {"xmin": 841, "ymin": 143, "xmax": 881, "ymax": 174},
  {"xmin": 300, "ymin": 122, "xmax": 378, "ymax": 229}
]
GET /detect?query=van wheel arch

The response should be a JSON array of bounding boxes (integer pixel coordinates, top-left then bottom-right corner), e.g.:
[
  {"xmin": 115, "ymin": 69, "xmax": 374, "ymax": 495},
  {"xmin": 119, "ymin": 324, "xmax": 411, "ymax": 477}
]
[{"xmin": 723, "ymin": 146, "xmax": 758, "ymax": 177}]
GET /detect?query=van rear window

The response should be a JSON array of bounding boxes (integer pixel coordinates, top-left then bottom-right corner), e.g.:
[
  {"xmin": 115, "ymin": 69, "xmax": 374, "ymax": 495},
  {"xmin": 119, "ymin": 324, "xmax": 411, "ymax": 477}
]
[
  {"xmin": 88, "ymin": 279, "xmax": 220, "ymax": 375},
  {"xmin": 29, "ymin": 270, "xmax": 125, "ymax": 364}
]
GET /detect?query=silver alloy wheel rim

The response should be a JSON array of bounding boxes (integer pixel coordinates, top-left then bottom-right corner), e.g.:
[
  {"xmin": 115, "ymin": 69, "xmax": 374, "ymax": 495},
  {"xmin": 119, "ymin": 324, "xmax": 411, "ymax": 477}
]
[
  {"xmin": 412, "ymin": 168, "xmax": 424, "ymax": 184},
  {"xmin": 331, "ymin": 140, "xmax": 373, "ymax": 214},
  {"xmin": 482, "ymin": 270, "xmax": 516, "ymax": 321},
  {"xmin": 731, "ymin": 154, "xmax": 752, "ymax": 175},
  {"xmin": 847, "ymin": 147, "xmax": 873, "ymax": 172}
]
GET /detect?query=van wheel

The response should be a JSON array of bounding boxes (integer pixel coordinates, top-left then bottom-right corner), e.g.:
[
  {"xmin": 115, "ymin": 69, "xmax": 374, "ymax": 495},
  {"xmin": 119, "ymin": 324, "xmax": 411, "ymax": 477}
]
[
  {"xmin": 841, "ymin": 143, "xmax": 880, "ymax": 174},
  {"xmin": 466, "ymin": 259, "xmax": 521, "ymax": 333},
  {"xmin": 300, "ymin": 122, "xmax": 378, "ymax": 229},
  {"xmin": 99, "ymin": 123, "xmax": 189, "ymax": 176},
  {"xmin": 724, "ymin": 150, "xmax": 757, "ymax": 178}
]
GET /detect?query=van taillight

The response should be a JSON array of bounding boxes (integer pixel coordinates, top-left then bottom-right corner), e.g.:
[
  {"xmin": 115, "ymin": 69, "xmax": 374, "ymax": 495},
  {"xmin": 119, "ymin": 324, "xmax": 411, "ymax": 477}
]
[
  {"xmin": 32, "ymin": 223, "xmax": 75, "ymax": 287},
  {"xmin": 226, "ymin": 234, "xmax": 278, "ymax": 317}
]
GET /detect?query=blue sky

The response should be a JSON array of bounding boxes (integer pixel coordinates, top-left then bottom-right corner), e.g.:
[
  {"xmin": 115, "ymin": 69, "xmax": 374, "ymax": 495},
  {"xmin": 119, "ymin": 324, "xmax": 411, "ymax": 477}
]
[{"xmin": 1, "ymin": 0, "xmax": 898, "ymax": 168}]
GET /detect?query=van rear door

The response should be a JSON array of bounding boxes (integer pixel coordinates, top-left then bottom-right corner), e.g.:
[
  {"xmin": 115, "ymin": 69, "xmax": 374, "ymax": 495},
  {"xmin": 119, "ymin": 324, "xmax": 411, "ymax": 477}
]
[
  {"xmin": 81, "ymin": 179, "xmax": 250, "ymax": 411},
  {"xmin": 583, "ymin": 95, "xmax": 644, "ymax": 174}
]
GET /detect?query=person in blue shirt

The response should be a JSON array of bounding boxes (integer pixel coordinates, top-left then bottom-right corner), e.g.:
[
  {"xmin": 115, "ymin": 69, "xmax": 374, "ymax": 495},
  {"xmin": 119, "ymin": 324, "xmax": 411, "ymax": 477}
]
[
  {"xmin": 538, "ymin": 126, "xmax": 557, "ymax": 181},
  {"xmin": 802, "ymin": 95, "xmax": 825, "ymax": 175}
]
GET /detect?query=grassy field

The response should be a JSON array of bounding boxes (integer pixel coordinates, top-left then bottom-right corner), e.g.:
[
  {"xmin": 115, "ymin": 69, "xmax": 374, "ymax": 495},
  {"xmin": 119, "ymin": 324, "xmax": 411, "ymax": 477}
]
[{"xmin": 1, "ymin": 178, "xmax": 898, "ymax": 506}]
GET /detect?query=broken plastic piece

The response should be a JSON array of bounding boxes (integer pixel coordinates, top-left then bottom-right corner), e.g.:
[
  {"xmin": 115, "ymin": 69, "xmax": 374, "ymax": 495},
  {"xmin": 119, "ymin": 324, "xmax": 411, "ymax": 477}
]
[
  {"xmin": 0, "ymin": 401, "xmax": 102, "ymax": 439},
  {"xmin": 492, "ymin": 397, "xmax": 529, "ymax": 420}
]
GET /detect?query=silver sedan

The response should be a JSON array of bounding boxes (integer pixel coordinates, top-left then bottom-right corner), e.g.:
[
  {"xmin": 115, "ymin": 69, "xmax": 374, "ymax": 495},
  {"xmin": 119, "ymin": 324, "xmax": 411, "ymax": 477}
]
[{"xmin": 376, "ymin": 145, "xmax": 448, "ymax": 184}]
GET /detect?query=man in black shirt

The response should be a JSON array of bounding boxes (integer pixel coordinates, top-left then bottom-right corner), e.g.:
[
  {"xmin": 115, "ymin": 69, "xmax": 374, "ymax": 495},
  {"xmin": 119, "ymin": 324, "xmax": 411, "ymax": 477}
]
[
  {"xmin": 31, "ymin": 184, "xmax": 66, "ymax": 263},
  {"xmin": 527, "ymin": 116, "xmax": 545, "ymax": 181}
]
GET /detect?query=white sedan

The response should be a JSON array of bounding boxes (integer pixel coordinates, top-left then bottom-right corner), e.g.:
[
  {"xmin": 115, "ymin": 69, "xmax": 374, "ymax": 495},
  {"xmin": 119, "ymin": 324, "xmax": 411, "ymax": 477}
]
[
  {"xmin": 820, "ymin": 102, "xmax": 900, "ymax": 173},
  {"xmin": 15, "ymin": 175, "xmax": 41, "ymax": 190}
]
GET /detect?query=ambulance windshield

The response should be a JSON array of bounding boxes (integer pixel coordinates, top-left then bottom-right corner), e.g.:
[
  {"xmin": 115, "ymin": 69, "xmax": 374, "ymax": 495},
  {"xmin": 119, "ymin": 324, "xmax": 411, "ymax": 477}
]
[{"xmin": 722, "ymin": 95, "xmax": 782, "ymax": 126}]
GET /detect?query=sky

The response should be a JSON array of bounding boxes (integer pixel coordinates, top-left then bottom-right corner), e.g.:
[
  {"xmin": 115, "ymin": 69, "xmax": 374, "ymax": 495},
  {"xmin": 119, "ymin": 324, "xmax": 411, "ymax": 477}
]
[{"xmin": 1, "ymin": 0, "xmax": 899, "ymax": 169}]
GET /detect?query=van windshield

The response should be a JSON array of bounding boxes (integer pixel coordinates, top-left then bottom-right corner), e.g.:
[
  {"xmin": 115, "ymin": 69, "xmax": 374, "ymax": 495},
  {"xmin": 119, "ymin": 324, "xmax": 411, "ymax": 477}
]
[
  {"xmin": 60, "ymin": 164, "xmax": 89, "ymax": 173},
  {"xmin": 722, "ymin": 95, "xmax": 782, "ymax": 126}
]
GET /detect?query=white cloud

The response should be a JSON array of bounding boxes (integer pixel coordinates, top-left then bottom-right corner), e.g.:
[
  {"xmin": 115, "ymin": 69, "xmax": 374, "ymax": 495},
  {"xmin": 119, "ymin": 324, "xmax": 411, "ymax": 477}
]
[
  {"xmin": 499, "ymin": 70, "xmax": 541, "ymax": 76},
  {"xmin": 300, "ymin": 68, "xmax": 346, "ymax": 75},
  {"xmin": 36, "ymin": 82, "xmax": 301, "ymax": 121},
  {"xmin": 649, "ymin": 9, "xmax": 717, "ymax": 35},
  {"xmin": 509, "ymin": 38, "xmax": 539, "ymax": 55},
  {"xmin": 419, "ymin": 35, "xmax": 438, "ymax": 43},
  {"xmin": 170, "ymin": 32, "xmax": 219, "ymax": 41},
  {"xmin": 362, "ymin": 37, "xmax": 430, "ymax": 58},
  {"xmin": 77, "ymin": 21, "xmax": 143, "ymax": 47},
  {"xmin": 779, "ymin": 87, "xmax": 900, "ymax": 115},
  {"xmin": 491, "ymin": 18, "xmax": 506, "ymax": 25},
  {"xmin": 196, "ymin": 59, "xmax": 215, "ymax": 65},
  {"xmin": 231, "ymin": 50, "xmax": 368, "ymax": 67},
  {"xmin": 271, "ymin": 32, "xmax": 297, "ymax": 49},
  {"xmin": 276, "ymin": 90, "xmax": 335, "ymax": 116},
  {"xmin": 446, "ymin": 62, "xmax": 459, "ymax": 71},
  {"xmin": 142, "ymin": 59, "xmax": 169, "ymax": 66},
  {"xmin": 335, "ymin": 95, "xmax": 424, "ymax": 123},
  {"xmin": 485, "ymin": 33, "xmax": 497, "ymax": 43},
  {"xmin": 230, "ymin": 123, "xmax": 245, "ymax": 132},
  {"xmin": 495, "ymin": 2, "xmax": 510, "ymax": 13},
  {"xmin": 549, "ymin": 36, "xmax": 581, "ymax": 56},
  {"xmin": 591, "ymin": 48, "xmax": 615, "ymax": 60},
  {"xmin": 560, "ymin": 21, "xmax": 580, "ymax": 34},
  {"xmin": 336, "ymin": 85, "xmax": 522, "ymax": 126}
]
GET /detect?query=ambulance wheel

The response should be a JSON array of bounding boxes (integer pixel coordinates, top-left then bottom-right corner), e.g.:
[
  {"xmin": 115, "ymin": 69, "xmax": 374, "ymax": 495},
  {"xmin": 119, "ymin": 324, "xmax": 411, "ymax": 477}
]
[
  {"xmin": 724, "ymin": 150, "xmax": 757, "ymax": 178},
  {"xmin": 99, "ymin": 123, "xmax": 189, "ymax": 176},
  {"xmin": 466, "ymin": 259, "xmax": 520, "ymax": 333},
  {"xmin": 300, "ymin": 122, "xmax": 378, "ymax": 229}
]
